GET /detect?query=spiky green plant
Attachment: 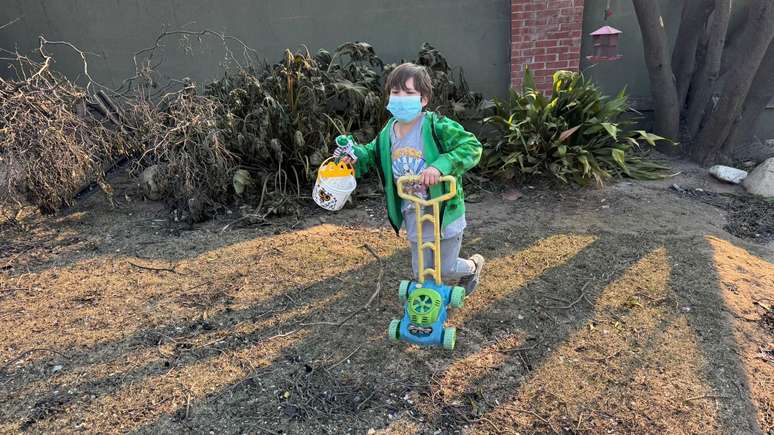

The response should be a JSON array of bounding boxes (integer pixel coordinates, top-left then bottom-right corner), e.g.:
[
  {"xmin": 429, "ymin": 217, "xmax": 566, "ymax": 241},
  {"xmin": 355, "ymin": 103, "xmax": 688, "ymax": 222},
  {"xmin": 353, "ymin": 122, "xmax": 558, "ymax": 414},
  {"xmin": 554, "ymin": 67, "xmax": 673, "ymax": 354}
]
[{"xmin": 481, "ymin": 67, "xmax": 671, "ymax": 185}]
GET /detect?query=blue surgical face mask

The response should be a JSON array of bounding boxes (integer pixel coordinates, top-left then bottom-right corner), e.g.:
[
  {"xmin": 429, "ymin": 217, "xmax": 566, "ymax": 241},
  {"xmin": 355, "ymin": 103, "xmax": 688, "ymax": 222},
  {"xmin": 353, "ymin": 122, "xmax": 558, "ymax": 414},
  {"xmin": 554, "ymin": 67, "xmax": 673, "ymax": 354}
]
[{"xmin": 386, "ymin": 95, "xmax": 423, "ymax": 123}]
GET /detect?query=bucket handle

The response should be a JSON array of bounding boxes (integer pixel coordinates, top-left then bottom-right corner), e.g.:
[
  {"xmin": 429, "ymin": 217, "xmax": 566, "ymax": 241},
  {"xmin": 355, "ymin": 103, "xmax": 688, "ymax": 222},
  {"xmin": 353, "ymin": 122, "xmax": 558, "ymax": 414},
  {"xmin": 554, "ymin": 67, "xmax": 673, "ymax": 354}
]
[{"xmin": 317, "ymin": 157, "xmax": 355, "ymax": 180}]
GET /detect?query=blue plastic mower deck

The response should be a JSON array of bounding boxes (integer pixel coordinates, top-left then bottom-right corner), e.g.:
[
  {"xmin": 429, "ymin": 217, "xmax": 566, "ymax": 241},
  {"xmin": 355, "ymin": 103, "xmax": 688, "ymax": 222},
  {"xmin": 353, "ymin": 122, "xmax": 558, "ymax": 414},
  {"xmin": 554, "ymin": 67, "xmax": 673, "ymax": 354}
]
[{"xmin": 388, "ymin": 279, "xmax": 464, "ymax": 350}]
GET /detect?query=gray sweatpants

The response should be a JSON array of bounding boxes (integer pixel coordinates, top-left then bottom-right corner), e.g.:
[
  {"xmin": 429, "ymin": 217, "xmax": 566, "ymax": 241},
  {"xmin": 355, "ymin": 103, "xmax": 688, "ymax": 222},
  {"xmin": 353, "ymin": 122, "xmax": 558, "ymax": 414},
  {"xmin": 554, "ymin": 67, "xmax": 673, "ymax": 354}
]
[{"xmin": 409, "ymin": 232, "xmax": 475, "ymax": 282}]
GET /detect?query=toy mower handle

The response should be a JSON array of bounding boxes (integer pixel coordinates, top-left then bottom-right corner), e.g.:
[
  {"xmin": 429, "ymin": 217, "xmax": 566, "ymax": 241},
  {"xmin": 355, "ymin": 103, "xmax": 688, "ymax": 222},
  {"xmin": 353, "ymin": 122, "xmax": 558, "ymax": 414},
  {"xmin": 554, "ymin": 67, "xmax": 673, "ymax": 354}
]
[{"xmin": 396, "ymin": 175, "xmax": 457, "ymax": 206}]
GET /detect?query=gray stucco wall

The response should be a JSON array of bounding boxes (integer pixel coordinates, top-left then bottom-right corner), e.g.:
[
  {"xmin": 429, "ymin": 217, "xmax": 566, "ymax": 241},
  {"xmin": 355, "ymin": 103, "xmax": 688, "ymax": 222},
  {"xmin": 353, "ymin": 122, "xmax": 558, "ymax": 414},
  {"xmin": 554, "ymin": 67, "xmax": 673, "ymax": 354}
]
[
  {"xmin": 579, "ymin": 0, "xmax": 774, "ymax": 141},
  {"xmin": 0, "ymin": 0, "xmax": 511, "ymax": 99}
]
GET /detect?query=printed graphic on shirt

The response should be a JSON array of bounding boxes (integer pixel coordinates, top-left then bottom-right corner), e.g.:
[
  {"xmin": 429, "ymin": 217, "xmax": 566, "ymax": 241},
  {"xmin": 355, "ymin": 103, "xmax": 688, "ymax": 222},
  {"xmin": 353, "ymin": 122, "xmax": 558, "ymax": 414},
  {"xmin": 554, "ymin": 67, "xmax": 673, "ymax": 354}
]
[{"xmin": 392, "ymin": 147, "xmax": 427, "ymax": 199}]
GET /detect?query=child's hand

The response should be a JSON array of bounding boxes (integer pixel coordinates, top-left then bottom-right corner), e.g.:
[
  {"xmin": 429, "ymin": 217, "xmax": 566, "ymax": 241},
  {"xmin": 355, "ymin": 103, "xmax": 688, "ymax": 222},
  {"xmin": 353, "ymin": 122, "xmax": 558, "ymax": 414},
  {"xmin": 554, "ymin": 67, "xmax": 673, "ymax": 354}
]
[
  {"xmin": 333, "ymin": 135, "xmax": 357, "ymax": 163},
  {"xmin": 420, "ymin": 167, "xmax": 441, "ymax": 186},
  {"xmin": 338, "ymin": 155, "xmax": 356, "ymax": 165}
]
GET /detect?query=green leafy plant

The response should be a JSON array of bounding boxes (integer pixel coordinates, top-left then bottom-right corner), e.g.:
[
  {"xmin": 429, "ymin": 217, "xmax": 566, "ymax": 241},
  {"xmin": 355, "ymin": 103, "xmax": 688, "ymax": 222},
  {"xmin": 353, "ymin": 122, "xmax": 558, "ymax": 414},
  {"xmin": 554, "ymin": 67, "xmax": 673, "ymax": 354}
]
[
  {"xmin": 203, "ymin": 41, "xmax": 484, "ymax": 218},
  {"xmin": 205, "ymin": 44, "xmax": 387, "ymax": 215},
  {"xmin": 481, "ymin": 67, "xmax": 670, "ymax": 185}
]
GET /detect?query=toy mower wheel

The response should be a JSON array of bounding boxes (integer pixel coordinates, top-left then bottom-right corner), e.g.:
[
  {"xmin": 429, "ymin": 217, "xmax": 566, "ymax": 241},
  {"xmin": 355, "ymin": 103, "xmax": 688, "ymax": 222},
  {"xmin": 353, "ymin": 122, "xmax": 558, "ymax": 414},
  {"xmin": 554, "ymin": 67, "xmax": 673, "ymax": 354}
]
[
  {"xmin": 450, "ymin": 286, "xmax": 465, "ymax": 308},
  {"xmin": 398, "ymin": 280, "xmax": 411, "ymax": 302},
  {"xmin": 442, "ymin": 327, "xmax": 457, "ymax": 350},
  {"xmin": 388, "ymin": 319, "xmax": 401, "ymax": 341}
]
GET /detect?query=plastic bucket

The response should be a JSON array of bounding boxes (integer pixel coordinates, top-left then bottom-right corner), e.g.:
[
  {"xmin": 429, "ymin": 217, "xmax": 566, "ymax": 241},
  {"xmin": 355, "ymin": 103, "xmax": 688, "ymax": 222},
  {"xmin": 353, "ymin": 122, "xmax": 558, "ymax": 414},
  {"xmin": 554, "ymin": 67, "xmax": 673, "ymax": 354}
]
[{"xmin": 313, "ymin": 158, "xmax": 356, "ymax": 211}]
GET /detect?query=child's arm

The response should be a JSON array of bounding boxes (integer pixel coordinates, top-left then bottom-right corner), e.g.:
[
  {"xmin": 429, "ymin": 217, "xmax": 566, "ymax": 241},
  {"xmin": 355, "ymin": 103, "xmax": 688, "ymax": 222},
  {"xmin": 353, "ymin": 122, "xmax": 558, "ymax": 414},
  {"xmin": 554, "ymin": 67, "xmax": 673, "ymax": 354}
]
[
  {"xmin": 428, "ymin": 117, "xmax": 483, "ymax": 177},
  {"xmin": 335, "ymin": 135, "xmax": 379, "ymax": 178}
]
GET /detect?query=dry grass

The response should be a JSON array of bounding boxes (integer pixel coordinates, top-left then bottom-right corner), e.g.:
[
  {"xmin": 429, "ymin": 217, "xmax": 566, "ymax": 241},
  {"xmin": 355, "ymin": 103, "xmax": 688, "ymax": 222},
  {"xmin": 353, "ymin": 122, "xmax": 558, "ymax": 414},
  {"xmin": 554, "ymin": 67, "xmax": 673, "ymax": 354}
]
[
  {"xmin": 0, "ymin": 223, "xmax": 403, "ymax": 432},
  {"xmin": 707, "ymin": 236, "xmax": 774, "ymax": 431},
  {"xmin": 1, "ymin": 186, "xmax": 772, "ymax": 433},
  {"xmin": 471, "ymin": 248, "xmax": 721, "ymax": 434},
  {"xmin": 0, "ymin": 224, "xmax": 399, "ymax": 366},
  {"xmin": 455, "ymin": 234, "xmax": 597, "ymax": 323}
]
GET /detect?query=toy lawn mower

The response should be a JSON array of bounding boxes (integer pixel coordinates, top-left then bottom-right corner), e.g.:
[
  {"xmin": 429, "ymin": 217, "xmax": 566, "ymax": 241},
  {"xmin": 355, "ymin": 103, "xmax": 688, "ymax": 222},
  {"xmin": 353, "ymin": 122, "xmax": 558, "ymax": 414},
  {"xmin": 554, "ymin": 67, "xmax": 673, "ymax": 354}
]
[{"xmin": 387, "ymin": 175, "xmax": 466, "ymax": 351}]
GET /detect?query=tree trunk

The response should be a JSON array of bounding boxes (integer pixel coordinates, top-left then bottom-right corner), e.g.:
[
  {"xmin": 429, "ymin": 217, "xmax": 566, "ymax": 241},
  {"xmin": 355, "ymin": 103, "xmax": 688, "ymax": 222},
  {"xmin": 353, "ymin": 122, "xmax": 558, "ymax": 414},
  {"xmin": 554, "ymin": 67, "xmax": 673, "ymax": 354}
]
[
  {"xmin": 722, "ymin": 42, "xmax": 774, "ymax": 154},
  {"xmin": 686, "ymin": 0, "xmax": 731, "ymax": 140},
  {"xmin": 692, "ymin": 0, "xmax": 774, "ymax": 165},
  {"xmin": 632, "ymin": 0, "xmax": 680, "ymax": 144},
  {"xmin": 719, "ymin": 20, "xmax": 746, "ymax": 75},
  {"xmin": 672, "ymin": 0, "xmax": 714, "ymax": 110}
]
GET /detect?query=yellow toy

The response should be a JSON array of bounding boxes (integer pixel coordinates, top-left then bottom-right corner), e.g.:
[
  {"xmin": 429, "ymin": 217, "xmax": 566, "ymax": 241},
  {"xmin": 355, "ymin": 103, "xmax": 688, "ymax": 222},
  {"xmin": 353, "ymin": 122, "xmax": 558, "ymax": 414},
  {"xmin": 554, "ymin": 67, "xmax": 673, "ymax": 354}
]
[{"xmin": 387, "ymin": 175, "xmax": 466, "ymax": 350}]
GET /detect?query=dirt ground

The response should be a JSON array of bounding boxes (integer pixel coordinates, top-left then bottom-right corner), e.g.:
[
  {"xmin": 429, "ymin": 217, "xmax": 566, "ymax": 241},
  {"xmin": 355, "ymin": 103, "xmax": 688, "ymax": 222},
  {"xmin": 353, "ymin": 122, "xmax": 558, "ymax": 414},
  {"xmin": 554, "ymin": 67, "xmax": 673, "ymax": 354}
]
[{"xmin": 0, "ymin": 157, "xmax": 772, "ymax": 434}]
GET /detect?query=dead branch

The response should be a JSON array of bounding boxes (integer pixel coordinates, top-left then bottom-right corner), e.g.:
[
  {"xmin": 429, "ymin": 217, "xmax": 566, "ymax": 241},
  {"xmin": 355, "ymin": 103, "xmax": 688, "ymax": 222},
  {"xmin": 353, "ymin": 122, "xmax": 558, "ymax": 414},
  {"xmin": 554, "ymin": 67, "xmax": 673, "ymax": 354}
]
[
  {"xmin": 542, "ymin": 282, "xmax": 591, "ymax": 309},
  {"xmin": 327, "ymin": 343, "xmax": 364, "ymax": 369},
  {"xmin": 119, "ymin": 26, "xmax": 260, "ymax": 98},
  {"xmin": 127, "ymin": 260, "xmax": 181, "ymax": 274},
  {"xmin": 502, "ymin": 339, "xmax": 543, "ymax": 353},
  {"xmin": 0, "ymin": 17, "xmax": 21, "ymax": 31},
  {"xmin": 38, "ymin": 36, "xmax": 109, "ymax": 93},
  {"xmin": 502, "ymin": 405, "xmax": 559, "ymax": 434},
  {"xmin": 0, "ymin": 44, "xmax": 138, "ymax": 212}
]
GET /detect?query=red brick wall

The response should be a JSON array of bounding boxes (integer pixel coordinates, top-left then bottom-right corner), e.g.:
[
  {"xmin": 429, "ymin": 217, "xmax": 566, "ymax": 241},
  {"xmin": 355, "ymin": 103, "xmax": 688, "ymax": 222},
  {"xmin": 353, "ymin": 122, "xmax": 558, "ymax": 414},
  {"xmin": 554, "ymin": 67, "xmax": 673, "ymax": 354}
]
[{"xmin": 511, "ymin": 0, "xmax": 585, "ymax": 94}]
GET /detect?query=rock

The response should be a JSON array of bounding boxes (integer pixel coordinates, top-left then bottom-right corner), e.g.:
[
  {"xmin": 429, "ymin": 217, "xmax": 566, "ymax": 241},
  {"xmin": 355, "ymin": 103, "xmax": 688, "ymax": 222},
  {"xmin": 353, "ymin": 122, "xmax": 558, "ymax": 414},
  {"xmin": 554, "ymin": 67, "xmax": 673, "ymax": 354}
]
[
  {"xmin": 140, "ymin": 165, "xmax": 163, "ymax": 201},
  {"xmin": 742, "ymin": 157, "xmax": 774, "ymax": 197},
  {"xmin": 709, "ymin": 165, "xmax": 748, "ymax": 184},
  {"xmin": 502, "ymin": 188, "xmax": 523, "ymax": 201}
]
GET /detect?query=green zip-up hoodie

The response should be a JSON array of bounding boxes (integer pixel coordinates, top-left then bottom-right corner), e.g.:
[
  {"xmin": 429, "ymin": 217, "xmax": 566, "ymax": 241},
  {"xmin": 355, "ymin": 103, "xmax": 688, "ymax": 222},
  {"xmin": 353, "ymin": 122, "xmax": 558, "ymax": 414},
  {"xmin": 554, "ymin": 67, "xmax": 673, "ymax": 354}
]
[{"xmin": 350, "ymin": 111, "xmax": 482, "ymax": 236}]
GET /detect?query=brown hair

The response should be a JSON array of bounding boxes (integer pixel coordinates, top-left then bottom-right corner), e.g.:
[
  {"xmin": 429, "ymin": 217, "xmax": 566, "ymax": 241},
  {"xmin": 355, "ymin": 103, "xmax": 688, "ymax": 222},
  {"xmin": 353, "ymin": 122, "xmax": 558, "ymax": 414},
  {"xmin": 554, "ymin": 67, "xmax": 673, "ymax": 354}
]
[{"xmin": 384, "ymin": 63, "xmax": 433, "ymax": 101}]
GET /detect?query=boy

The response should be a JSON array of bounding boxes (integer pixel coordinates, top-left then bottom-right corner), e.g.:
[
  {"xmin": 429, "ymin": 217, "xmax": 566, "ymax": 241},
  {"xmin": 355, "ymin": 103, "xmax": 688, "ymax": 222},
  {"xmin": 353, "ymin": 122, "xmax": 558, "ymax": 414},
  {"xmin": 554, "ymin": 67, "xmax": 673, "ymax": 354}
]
[{"xmin": 334, "ymin": 63, "xmax": 485, "ymax": 294}]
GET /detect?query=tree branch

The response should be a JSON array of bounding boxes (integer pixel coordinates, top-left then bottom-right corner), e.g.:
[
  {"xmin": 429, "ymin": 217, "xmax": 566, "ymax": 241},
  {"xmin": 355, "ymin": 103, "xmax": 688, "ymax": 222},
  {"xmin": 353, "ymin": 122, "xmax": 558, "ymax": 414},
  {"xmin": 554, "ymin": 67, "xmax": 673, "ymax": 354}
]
[
  {"xmin": 632, "ymin": 0, "xmax": 680, "ymax": 142},
  {"xmin": 0, "ymin": 17, "xmax": 21, "ymax": 31},
  {"xmin": 693, "ymin": 0, "xmax": 774, "ymax": 165}
]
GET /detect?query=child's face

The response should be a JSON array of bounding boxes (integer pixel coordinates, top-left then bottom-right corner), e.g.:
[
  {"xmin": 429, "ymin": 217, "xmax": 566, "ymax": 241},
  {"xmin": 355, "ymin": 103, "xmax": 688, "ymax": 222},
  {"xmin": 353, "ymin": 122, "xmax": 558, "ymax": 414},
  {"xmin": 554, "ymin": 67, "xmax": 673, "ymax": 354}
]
[{"xmin": 390, "ymin": 77, "xmax": 428, "ymax": 108}]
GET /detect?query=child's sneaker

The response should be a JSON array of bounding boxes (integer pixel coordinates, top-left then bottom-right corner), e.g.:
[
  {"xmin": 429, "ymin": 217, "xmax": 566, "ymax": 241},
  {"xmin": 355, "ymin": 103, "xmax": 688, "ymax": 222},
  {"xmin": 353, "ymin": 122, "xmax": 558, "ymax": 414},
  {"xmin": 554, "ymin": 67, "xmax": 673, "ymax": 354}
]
[{"xmin": 460, "ymin": 254, "xmax": 485, "ymax": 295}]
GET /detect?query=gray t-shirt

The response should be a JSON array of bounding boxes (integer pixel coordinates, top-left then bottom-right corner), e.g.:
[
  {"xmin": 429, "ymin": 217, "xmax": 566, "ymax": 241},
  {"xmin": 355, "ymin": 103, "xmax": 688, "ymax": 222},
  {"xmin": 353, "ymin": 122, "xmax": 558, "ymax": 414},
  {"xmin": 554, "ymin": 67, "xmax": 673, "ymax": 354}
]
[{"xmin": 390, "ymin": 113, "xmax": 466, "ymax": 242}]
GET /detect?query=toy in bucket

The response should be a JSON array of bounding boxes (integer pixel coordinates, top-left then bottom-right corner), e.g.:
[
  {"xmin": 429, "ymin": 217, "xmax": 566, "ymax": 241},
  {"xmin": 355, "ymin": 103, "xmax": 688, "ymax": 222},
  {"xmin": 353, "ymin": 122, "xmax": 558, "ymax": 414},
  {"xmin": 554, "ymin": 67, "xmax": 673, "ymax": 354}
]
[
  {"xmin": 387, "ymin": 175, "xmax": 466, "ymax": 351},
  {"xmin": 312, "ymin": 151, "xmax": 356, "ymax": 211}
]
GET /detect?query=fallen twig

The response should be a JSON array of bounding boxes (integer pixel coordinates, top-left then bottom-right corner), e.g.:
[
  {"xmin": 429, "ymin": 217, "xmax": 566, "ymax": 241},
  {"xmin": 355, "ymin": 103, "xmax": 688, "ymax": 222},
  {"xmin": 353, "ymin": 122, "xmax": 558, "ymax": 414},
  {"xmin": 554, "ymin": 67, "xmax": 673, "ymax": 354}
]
[
  {"xmin": 543, "ymin": 282, "xmax": 591, "ymax": 309},
  {"xmin": 328, "ymin": 343, "xmax": 364, "ymax": 369},
  {"xmin": 502, "ymin": 339, "xmax": 543, "ymax": 353},
  {"xmin": 586, "ymin": 349, "xmax": 622, "ymax": 363},
  {"xmin": 127, "ymin": 260, "xmax": 180, "ymax": 274},
  {"xmin": 0, "ymin": 348, "xmax": 67, "ymax": 375},
  {"xmin": 263, "ymin": 329, "xmax": 299, "ymax": 342},
  {"xmin": 356, "ymin": 389, "xmax": 377, "ymax": 411},
  {"xmin": 184, "ymin": 393, "xmax": 192, "ymax": 419},
  {"xmin": 502, "ymin": 406, "xmax": 559, "ymax": 434},
  {"xmin": 684, "ymin": 394, "xmax": 732, "ymax": 402},
  {"xmin": 304, "ymin": 244, "xmax": 384, "ymax": 328}
]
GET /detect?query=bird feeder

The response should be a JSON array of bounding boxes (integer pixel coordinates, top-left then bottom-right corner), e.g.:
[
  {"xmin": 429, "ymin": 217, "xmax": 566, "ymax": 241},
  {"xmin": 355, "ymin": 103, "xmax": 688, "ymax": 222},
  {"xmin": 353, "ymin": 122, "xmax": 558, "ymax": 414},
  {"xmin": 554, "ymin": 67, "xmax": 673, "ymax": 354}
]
[{"xmin": 588, "ymin": 25, "xmax": 622, "ymax": 62}]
